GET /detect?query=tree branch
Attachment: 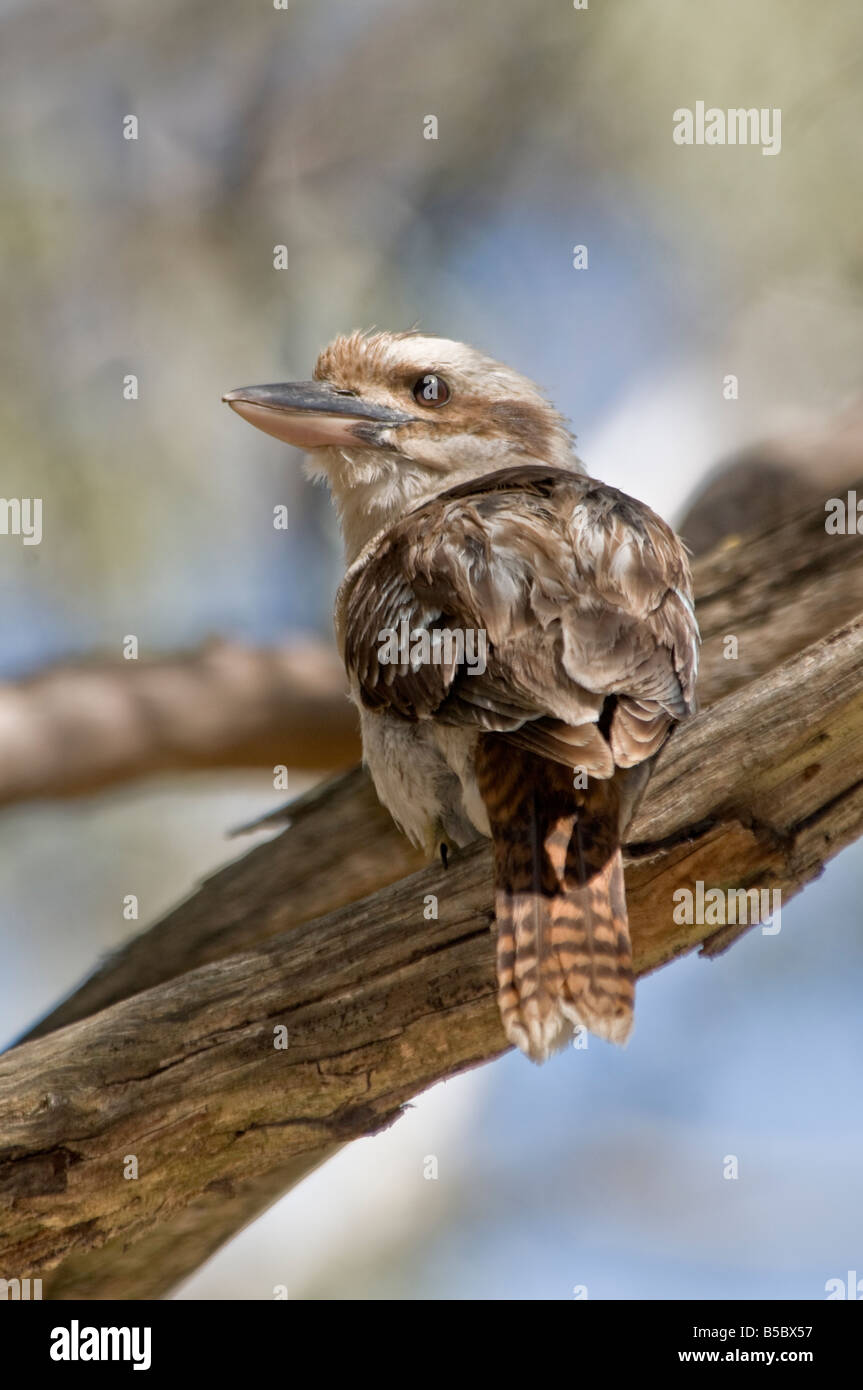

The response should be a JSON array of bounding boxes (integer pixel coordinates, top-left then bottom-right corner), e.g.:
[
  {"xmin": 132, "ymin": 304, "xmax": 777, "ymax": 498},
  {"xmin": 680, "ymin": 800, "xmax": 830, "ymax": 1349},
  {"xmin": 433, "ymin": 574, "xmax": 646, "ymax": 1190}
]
[
  {"xmin": 21, "ymin": 483, "xmax": 863, "ymax": 1044},
  {"xmin": 0, "ymin": 639, "xmax": 360, "ymax": 805},
  {"xmin": 2, "ymin": 609, "xmax": 863, "ymax": 1293},
  {"xmin": 3, "ymin": 488, "xmax": 863, "ymax": 1299}
]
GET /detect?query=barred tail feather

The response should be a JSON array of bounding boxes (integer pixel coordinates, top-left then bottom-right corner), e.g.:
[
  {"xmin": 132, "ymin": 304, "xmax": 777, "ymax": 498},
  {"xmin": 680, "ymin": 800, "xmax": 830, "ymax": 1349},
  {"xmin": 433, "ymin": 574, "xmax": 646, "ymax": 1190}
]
[{"xmin": 476, "ymin": 735, "xmax": 635, "ymax": 1063}]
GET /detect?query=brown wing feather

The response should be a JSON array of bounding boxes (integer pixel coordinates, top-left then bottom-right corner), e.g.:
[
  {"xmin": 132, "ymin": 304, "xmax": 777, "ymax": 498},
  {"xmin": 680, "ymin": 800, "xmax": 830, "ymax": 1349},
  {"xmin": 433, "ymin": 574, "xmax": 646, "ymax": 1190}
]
[{"xmin": 341, "ymin": 465, "xmax": 698, "ymax": 770}]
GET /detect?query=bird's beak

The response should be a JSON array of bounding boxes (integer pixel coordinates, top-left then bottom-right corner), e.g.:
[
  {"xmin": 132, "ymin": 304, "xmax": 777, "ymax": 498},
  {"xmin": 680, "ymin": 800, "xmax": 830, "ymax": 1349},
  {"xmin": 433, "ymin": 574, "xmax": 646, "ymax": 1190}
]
[{"xmin": 222, "ymin": 381, "xmax": 416, "ymax": 449}]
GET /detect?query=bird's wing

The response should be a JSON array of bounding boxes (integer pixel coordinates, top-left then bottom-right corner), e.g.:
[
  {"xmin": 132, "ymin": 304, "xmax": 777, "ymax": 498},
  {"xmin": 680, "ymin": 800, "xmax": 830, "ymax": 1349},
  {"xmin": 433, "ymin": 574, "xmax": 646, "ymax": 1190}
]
[{"xmin": 341, "ymin": 465, "xmax": 699, "ymax": 774}]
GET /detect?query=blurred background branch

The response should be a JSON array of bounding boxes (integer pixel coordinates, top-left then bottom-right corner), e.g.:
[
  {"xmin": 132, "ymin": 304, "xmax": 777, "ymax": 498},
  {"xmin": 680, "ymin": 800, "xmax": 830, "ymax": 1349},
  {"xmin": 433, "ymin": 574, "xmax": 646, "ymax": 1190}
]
[{"xmin": 0, "ymin": 638, "xmax": 357, "ymax": 807}]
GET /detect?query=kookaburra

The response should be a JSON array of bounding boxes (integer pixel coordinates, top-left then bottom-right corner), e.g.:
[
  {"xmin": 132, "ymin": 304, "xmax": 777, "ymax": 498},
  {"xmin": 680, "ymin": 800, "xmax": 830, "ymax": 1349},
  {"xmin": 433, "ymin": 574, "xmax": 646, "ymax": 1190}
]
[{"xmin": 224, "ymin": 331, "xmax": 698, "ymax": 1062}]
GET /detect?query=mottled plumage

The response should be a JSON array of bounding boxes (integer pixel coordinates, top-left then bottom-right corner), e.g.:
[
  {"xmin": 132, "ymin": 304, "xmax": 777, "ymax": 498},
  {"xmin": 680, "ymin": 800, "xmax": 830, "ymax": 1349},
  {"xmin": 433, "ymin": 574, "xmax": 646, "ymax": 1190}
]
[{"xmin": 224, "ymin": 330, "xmax": 699, "ymax": 1062}]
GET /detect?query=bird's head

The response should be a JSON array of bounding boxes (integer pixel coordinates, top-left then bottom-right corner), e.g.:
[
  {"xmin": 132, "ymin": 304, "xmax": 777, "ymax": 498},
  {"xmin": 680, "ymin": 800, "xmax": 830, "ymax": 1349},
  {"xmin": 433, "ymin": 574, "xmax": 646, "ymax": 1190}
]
[{"xmin": 223, "ymin": 330, "xmax": 578, "ymax": 558}]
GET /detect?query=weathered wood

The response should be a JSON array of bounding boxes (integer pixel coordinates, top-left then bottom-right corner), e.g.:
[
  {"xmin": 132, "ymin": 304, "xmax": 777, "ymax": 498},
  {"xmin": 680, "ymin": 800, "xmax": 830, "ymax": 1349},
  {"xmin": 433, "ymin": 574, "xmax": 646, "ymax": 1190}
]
[
  {"xmin": 691, "ymin": 484, "xmax": 863, "ymax": 703},
  {"xmin": 45, "ymin": 1149, "xmax": 337, "ymax": 1302},
  {"xmin": 21, "ymin": 768, "xmax": 424, "ymax": 1045},
  {"xmin": 2, "ymin": 612, "xmax": 863, "ymax": 1294},
  {"xmin": 4, "ymin": 488, "xmax": 862, "ymax": 1299}
]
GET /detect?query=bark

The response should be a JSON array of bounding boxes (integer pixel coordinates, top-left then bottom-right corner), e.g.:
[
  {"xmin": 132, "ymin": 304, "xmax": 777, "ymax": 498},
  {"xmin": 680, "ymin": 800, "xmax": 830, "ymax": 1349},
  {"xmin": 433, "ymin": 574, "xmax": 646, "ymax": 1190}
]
[
  {"xmin": 2, "ymin": 488, "xmax": 862, "ymax": 1298},
  {"xmin": 1, "ymin": 614, "xmax": 861, "ymax": 1291}
]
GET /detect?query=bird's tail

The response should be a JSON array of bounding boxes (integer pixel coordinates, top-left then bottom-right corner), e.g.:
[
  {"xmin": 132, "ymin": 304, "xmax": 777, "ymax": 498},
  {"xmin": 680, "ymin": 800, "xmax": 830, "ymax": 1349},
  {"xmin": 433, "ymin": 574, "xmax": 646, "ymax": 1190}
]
[{"xmin": 475, "ymin": 734, "xmax": 634, "ymax": 1062}]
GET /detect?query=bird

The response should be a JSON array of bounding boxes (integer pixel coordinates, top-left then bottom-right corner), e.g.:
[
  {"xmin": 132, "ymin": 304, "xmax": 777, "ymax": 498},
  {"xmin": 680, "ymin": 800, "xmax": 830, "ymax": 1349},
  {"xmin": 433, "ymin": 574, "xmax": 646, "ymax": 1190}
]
[{"xmin": 223, "ymin": 330, "xmax": 699, "ymax": 1062}]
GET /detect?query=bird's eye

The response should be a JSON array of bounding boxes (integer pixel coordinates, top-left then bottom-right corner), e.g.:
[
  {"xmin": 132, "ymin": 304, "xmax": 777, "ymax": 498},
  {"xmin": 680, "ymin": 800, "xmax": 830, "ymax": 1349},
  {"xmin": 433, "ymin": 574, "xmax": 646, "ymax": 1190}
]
[{"xmin": 412, "ymin": 373, "xmax": 451, "ymax": 407}]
